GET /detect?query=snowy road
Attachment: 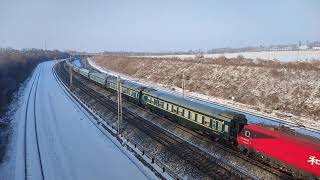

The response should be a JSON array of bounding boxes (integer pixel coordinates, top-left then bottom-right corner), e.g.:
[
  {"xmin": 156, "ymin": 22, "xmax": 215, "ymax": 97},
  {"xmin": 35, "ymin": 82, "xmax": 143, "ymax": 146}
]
[{"xmin": 10, "ymin": 61, "xmax": 149, "ymax": 180}]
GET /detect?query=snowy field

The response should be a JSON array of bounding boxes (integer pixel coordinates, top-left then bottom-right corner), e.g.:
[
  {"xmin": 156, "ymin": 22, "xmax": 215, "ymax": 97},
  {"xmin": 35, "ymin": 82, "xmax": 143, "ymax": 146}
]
[
  {"xmin": 143, "ymin": 50, "xmax": 320, "ymax": 62},
  {"xmin": 0, "ymin": 61, "xmax": 150, "ymax": 180}
]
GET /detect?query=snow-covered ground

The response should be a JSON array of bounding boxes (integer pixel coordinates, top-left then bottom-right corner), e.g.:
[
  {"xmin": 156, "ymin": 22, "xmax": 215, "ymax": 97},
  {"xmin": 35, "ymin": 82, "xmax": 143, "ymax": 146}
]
[
  {"xmin": 0, "ymin": 61, "xmax": 151, "ymax": 180},
  {"xmin": 142, "ymin": 50, "xmax": 320, "ymax": 62}
]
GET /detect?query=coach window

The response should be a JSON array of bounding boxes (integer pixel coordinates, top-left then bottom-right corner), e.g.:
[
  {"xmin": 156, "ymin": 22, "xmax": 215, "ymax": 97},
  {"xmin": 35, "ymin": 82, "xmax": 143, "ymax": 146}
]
[
  {"xmin": 172, "ymin": 105, "xmax": 178, "ymax": 113},
  {"xmin": 217, "ymin": 122, "xmax": 223, "ymax": 132},
  {"xmin": 190, "ymin": 111, "xmax": 196, "ymax": 120},
  {"xmin": 211, "ymin": 119, "xmax": 217, "ymax": 129},
  {"xmin": 159, "ymin": 101, "xmax": 164, "ymax": 108},
  {"xmin": 183, "ymin": 109, "xmax": 189, "ymax": 118},
  {"xmin": 204, "ymin": 116, "xmax": 210, "ymax": 126},
  {"xmin": 150, "ymin": 97, "xmax": 154, "ymax": 104},
  {"xmin": 196, "ymin": 114, "xmax": 203, "ymax": 124},
  {"xmin": 178, "ymin": 107, "xmax": 184, "ymax": 116}
]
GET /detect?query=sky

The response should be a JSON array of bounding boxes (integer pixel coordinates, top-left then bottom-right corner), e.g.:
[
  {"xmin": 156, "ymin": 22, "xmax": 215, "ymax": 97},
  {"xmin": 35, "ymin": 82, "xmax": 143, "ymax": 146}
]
[{"xmin": 0, "ymin": 0, "xmax": 319, "ymax": 52}]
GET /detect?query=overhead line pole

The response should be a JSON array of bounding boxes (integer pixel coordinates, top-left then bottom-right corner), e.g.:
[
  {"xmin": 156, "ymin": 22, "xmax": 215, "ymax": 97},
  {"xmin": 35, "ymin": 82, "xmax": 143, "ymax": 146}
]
[
  {"xmin": 182, "ymin": 72, "xmax": 185, "ymax": 97},
  {"xmin": 117, "ymin": 76, "xmax": 122, "ymax": 135},
  {"xmin": 69, "ymin": 56, "xmax": 72, "ymax": 88}
]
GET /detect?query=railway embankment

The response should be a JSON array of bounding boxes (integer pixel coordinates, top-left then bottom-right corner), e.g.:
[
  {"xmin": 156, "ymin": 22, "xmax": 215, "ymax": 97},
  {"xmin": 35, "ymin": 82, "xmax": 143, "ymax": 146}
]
[{"xmin": 90, "ymin": 55, "xmax": 320, "ymax": 129}]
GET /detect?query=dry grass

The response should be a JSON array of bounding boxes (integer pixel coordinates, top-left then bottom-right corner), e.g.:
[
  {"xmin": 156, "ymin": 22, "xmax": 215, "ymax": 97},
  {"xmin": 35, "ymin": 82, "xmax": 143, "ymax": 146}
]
[{"xmin": 92, "ymin": 55, "xmax": 320, "ymax": 121}]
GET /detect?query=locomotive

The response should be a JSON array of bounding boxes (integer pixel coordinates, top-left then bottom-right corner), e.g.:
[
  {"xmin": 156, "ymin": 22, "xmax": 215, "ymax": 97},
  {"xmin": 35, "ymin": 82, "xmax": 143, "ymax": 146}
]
[{"xmin": 65, "ymin": 60, "xmax": 320, "ymax": 178}]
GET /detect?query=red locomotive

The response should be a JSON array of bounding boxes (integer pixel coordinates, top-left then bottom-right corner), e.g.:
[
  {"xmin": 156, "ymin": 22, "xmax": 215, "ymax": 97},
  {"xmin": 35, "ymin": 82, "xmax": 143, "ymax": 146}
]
[{"xmin": 237, "ymin": 124, "xmax": 320, "ymax": 178}]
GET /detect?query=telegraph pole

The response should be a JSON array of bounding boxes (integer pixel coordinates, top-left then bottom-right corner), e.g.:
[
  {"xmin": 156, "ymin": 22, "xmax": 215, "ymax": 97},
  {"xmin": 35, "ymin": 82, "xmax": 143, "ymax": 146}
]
[
  {"xmin": 69, "ymin": 56, "xmax": 73, "ymax": 87},
  {"xmin": 182, "ymin": 72, "xmax": 185, "ymax": 96},
  {"xmin": 117, "ymin": 76, "xmax": 123, "ymax": 134}
]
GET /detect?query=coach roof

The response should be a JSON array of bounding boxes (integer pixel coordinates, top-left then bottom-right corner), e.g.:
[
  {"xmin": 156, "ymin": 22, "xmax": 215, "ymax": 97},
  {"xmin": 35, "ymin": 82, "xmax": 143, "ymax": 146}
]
[{"xmin": 143, "ymin": 88, "xmax": 243, "ymax": 122}]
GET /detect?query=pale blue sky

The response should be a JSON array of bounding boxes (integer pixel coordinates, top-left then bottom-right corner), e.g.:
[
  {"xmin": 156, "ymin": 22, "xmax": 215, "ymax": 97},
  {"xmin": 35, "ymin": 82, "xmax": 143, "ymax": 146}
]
[{"xmin": 0, "ymin": 0, "xmax": 319, "ymax": 52}]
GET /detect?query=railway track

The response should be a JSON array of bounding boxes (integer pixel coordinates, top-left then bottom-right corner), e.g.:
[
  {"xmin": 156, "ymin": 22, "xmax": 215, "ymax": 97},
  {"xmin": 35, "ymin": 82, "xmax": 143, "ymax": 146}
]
[
  {"xmin": 57, "ymin": 61, "xmax": 297, "ymax": 179},
  {"xmin": 57, "ymin": 62, "xmax": 252, "ymax": 179},
  {"xmin": 82, "ymin": 66, "xmax": 296, "ymax": 179},
  {"xmin": 24, "ymin": 66, "xmax": 45, "ymax": 180},
  {"xmin": 162, "ymin": 115, "xmax": 294, "ymax": 179}
]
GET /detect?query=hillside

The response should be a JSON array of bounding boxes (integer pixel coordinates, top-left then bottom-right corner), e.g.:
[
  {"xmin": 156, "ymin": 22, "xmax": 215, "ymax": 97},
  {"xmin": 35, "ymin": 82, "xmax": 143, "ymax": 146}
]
[{"xmin": 91, "ymin": 55, "xmax": 320, "ymax": 123}]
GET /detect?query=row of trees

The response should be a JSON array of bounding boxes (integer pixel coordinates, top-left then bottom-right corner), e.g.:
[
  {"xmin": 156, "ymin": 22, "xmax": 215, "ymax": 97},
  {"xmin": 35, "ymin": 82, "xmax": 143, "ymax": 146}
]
[{"xmin": 0, "ymin": 49, "xmax": 69, "ymax": 116}]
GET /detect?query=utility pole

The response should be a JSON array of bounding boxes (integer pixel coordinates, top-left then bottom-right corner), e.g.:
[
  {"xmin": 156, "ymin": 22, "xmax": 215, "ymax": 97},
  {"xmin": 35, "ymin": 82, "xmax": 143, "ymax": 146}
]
[
  {"xmin": 298, "ymin": 41, "xmax": 301, "ymax": 61},
  {"xmin": 117, "ymin": 76, "xmax": 123, "ymax": 134},
  {"xmin": 69, "ymin": 56, "xmax": 73, "ymax": 87},
  {"xmin": 182, "ymin": 72, "xmax": 185, "ymax": 97}
]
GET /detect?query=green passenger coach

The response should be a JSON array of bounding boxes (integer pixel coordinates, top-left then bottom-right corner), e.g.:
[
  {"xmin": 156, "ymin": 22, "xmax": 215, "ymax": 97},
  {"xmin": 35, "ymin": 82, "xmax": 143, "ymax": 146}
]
[
  {"xmin": 141, "ymin": 88, "xmax": 247, "ymax": 144},
  {"xmin": 89, "ymin": 72, "xmax": 107, "ymax": 85},
  {"xmin": 66, "ymin": 60, "xmax": 248, "ymax": 146}
]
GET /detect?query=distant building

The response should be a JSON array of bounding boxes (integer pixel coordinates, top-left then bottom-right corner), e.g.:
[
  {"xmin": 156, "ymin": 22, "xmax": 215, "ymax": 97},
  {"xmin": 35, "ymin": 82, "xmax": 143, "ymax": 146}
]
[
  {"xmin": 312, "ymin": 46, "xmax": 320, "ymax": 50},
  {"xmin": 299, "ymin": 45, "xmax": 309, "ymax": 50},
  {"xmin": 268, "ymin": 46, "xmax": 293, "ymax": 51}
]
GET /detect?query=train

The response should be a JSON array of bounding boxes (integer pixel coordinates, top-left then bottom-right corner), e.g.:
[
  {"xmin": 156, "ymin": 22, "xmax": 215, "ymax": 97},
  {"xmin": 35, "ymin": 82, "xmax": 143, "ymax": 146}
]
[{"xmin": 65, "ymin": 60, "xmax": 320, "ymax": 178}]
